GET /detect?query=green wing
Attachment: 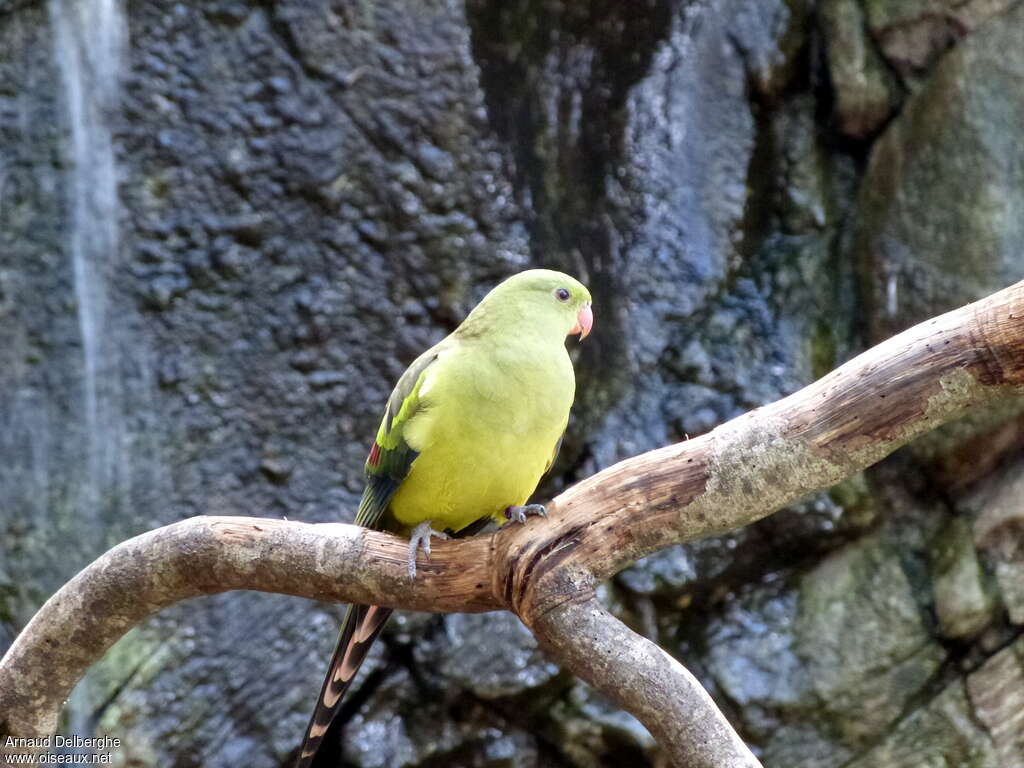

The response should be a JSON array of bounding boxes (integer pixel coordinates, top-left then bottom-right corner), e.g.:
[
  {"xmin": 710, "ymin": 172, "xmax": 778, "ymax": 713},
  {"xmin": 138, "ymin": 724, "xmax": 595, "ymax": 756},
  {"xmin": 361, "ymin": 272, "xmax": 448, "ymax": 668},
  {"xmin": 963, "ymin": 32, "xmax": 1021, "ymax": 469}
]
[{"xmin": 354, "ymin": 348, "xmax": 439, "ymax": 531}]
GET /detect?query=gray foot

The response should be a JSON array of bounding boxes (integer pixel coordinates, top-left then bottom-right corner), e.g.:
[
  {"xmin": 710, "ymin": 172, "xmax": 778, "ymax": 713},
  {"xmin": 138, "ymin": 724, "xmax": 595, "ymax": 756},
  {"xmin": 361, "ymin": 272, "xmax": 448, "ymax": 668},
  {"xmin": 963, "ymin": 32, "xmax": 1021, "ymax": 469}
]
[
  {"xmin": 504, "ymin": 504, "xmax": 548, "ymax": 524},
  {"xmin": 407, "ymin": 520, "xmax": 449, "ymax": 579}
]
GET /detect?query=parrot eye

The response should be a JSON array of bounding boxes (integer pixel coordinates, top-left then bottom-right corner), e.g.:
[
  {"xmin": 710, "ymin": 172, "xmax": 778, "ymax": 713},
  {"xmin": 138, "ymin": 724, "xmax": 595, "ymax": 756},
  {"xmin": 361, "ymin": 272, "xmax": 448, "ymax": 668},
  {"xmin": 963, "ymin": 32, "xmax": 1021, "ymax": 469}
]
[{"xmin": 555, "ymin": 288, "xmax": 571, "ymax": 302}]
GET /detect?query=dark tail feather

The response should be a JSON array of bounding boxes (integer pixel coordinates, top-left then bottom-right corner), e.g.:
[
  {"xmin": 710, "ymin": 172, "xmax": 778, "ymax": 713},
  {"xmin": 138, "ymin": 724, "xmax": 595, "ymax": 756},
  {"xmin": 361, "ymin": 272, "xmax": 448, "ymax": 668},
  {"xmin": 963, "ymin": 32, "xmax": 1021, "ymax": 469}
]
[{"xmin": 295, "ymin": 604, "xmax": 394, "ymax": 768}]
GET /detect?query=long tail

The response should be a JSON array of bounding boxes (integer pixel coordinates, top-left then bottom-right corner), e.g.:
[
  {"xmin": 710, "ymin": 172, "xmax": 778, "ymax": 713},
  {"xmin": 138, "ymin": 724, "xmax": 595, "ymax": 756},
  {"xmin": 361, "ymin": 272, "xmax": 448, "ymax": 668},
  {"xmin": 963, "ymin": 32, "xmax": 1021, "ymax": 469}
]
[{"xmin": 295, "ymin": 603, "xmax": 394, "ymax": 768}]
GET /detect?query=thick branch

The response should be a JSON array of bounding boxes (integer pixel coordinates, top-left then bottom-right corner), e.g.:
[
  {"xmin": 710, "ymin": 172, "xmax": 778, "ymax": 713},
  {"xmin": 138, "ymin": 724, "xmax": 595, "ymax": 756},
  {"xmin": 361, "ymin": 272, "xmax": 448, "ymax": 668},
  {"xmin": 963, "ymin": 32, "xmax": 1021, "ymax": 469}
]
[
  {"xmin": 533, "ymin": 593, "xmax": 761, "ymax": 768},
  {"xmin": 0, "ymin": 518, "xmax": 495, "ymax": 738},
  {"xmin": 3, "ymin": 281, "xmax": 1023, "ymax": 766}
]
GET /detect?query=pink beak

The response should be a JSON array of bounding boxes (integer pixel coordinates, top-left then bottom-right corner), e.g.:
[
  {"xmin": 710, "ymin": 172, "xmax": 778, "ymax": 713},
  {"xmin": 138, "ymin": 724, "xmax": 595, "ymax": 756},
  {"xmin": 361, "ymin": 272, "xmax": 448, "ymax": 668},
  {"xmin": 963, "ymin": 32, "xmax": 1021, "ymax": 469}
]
[{"xmin": 570, "ymin": 303, "xmax": 593, "ymax": 340}]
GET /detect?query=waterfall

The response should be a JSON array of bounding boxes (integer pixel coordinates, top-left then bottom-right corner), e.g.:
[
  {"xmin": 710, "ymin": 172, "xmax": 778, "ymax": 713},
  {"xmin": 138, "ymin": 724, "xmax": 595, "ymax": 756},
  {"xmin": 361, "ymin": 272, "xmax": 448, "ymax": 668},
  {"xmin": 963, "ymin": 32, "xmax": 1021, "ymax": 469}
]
[
  {"xmin": 49, "ymin": 0, "xmax": 128, "ymax": 524},
  {"xmin": 48, "ymin": 0, "xmax": 130, "ymax": 741}
]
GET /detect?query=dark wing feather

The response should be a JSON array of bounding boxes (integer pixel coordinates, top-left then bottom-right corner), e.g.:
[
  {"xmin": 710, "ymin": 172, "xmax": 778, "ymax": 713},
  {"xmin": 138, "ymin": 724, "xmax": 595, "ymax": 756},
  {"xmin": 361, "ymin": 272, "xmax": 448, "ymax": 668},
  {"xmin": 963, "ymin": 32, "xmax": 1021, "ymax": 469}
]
[{"xmin": 354, "ymin": 348, "xmax": 439, "ymax": 530}]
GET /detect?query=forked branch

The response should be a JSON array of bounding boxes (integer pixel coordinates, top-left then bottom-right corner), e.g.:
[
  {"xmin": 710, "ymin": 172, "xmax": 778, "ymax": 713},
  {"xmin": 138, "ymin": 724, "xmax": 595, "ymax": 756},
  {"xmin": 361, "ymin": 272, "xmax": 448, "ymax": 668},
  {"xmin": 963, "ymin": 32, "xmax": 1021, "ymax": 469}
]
[{"xmin": 3, "ymin": 281, "xmax": 1023, "ymax": 768}]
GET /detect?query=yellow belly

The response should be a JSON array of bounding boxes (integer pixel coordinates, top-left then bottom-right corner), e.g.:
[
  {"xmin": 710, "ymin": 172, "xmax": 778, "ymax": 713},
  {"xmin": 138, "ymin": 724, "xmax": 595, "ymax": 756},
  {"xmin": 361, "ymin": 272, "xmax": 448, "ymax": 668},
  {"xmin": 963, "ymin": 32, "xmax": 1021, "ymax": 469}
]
[
  {"xmin": 388, "ymin": 343, "xmax": 572, "ymax": 533},
  {"xmin": 389, "ymin": 432, "xmax": 551, "ymax": 532}
]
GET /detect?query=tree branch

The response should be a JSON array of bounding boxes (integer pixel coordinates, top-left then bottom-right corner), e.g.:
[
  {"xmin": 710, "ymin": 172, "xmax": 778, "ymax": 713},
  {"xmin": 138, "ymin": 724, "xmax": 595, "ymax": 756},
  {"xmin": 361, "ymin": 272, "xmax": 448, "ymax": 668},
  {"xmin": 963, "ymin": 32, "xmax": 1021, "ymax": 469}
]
[
  {"xmin": 533, "ymin": 594, "xmax": 761, "ymax": 768},
  {"xmin": 3, "ymin": 281, "xmax": 1023, "ymax": 767}
]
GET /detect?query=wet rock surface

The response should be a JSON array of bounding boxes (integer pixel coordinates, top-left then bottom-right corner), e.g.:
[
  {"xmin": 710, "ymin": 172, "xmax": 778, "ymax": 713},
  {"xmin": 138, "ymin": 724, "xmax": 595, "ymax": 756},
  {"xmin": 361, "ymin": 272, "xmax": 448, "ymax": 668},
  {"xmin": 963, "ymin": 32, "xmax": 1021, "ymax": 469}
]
[
  {"xmin": 820, "ymin": 0, "xmax": 902, "ymax": 138},
  {"xmin": 857, "ymin": 1, "xmax": 1024, "ymax": 343},
  {"xmin": 2, "ymin": 0, "xmax": 1023, "ymax": 766}
]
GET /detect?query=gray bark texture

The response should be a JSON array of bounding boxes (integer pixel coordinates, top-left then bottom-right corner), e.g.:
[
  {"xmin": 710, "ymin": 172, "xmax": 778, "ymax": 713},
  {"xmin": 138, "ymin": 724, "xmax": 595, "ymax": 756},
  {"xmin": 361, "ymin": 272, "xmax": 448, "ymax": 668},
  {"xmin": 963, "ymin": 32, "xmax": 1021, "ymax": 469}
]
[{"xmin": 2, "ymin": 0, "xmax": 1024, "ymax": 766}]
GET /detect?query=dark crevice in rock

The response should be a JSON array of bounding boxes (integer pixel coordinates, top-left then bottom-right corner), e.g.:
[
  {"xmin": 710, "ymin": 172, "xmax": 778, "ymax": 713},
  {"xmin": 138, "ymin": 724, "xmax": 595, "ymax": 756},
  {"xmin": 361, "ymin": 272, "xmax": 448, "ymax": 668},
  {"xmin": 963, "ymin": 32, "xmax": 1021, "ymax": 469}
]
[
  {"xmin": 466, "ymin": 0, "xmax": 674, "ymax": 257},
  {"xmin": 464, "ymin": 0, "xmax": 678, "ymax": 462}
]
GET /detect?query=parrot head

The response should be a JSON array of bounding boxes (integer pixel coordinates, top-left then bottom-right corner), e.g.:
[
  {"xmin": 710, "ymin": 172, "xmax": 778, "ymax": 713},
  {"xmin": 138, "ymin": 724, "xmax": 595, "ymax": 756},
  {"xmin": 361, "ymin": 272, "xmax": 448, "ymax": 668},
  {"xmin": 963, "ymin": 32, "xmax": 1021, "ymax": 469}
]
[{"xmin": 466, "ymin": 269, "xmax": 593, "ymax": 343}]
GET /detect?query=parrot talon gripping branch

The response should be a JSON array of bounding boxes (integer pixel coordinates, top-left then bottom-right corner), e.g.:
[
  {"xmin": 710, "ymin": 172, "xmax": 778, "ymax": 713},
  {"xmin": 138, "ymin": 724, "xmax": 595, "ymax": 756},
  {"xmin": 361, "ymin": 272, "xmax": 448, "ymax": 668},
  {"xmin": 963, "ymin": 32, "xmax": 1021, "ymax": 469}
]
[
  {"xmin": 406, "ymin": 520, "xmax": 449, "ymax": 579},
  {"xmin": 505, "ymin": 503, "xmax": 549, "ymax": 522}
]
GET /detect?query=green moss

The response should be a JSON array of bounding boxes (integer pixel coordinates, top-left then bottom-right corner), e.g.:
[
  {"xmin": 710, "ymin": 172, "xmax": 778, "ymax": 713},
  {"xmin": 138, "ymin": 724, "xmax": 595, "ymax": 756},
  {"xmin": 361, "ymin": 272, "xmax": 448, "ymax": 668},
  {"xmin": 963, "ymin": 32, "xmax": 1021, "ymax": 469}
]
[
  {"xmin": 808, "ymin": 318, "xmax": 837, "ymax": 381},
  {"xmin": 0, "ymin": 581, "xmax": 15, "ymax": 625},
  {"xmin": 92, "ymin": 627, "xmax": 174, "ymax": 732},
  {"xmin": 794, "ymin": 533, "xmax": 945, "ymax": 746},
  {"xmin": 930, "ymin": 517, "xmax": 996, "ymax": 639},
  {"xmin": 845, "ymin": 680, "xmax": 998, "ymax": 768}
]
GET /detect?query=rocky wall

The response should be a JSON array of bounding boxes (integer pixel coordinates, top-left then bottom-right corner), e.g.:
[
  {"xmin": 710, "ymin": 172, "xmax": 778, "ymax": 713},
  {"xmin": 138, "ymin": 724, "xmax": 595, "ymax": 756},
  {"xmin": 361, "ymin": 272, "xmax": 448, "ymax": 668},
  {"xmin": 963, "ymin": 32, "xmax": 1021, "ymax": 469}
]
[{"xmin": 1, "ymin": 0, "xmax": 1023, "ymax": 765}]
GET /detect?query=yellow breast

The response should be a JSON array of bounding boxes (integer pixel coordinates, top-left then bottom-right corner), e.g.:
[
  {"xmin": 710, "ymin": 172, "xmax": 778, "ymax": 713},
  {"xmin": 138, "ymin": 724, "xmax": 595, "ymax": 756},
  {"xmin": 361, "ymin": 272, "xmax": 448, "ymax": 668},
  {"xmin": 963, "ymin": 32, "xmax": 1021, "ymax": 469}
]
[{"xmin": 389, "ymin": 341, "xmax": 574, "ymax": 533}]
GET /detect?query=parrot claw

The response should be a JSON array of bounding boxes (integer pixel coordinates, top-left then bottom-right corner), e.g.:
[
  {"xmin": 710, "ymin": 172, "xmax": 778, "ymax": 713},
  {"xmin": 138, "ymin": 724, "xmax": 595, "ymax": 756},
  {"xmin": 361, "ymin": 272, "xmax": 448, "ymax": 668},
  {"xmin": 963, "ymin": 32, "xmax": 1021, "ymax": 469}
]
[
  {"xmin": 407, "ymin": 521, "xmax": 449, "ymax": 579},
  {"xmin": 504, "ymin": 504, "xmax": 548, "ymax": 524}
]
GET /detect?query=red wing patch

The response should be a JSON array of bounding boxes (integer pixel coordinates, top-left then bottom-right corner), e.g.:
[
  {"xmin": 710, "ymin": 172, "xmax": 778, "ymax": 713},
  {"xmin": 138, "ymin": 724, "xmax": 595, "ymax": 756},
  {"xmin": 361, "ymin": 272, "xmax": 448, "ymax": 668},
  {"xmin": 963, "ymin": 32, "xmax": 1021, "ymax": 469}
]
[{"xmin": 367, "ymin": 442, "xmax": 382, "ymax": 467}]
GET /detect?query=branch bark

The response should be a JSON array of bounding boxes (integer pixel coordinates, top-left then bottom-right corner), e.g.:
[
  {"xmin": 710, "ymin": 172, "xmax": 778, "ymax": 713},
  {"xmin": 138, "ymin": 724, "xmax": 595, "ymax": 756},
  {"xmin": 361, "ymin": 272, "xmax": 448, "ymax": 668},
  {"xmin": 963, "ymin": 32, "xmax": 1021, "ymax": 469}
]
[{"xmin": 3, "ymin": 281, "xmax": 1024, "ymax": 767}]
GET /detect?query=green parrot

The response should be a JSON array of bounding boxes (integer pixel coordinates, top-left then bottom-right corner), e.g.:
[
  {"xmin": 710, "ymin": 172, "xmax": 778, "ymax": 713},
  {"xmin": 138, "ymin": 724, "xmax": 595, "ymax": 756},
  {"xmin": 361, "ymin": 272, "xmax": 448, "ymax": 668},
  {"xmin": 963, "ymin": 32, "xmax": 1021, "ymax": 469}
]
[{"xmin": 295, "ymin": 269, "xmax": 594, "ymax": 767}]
